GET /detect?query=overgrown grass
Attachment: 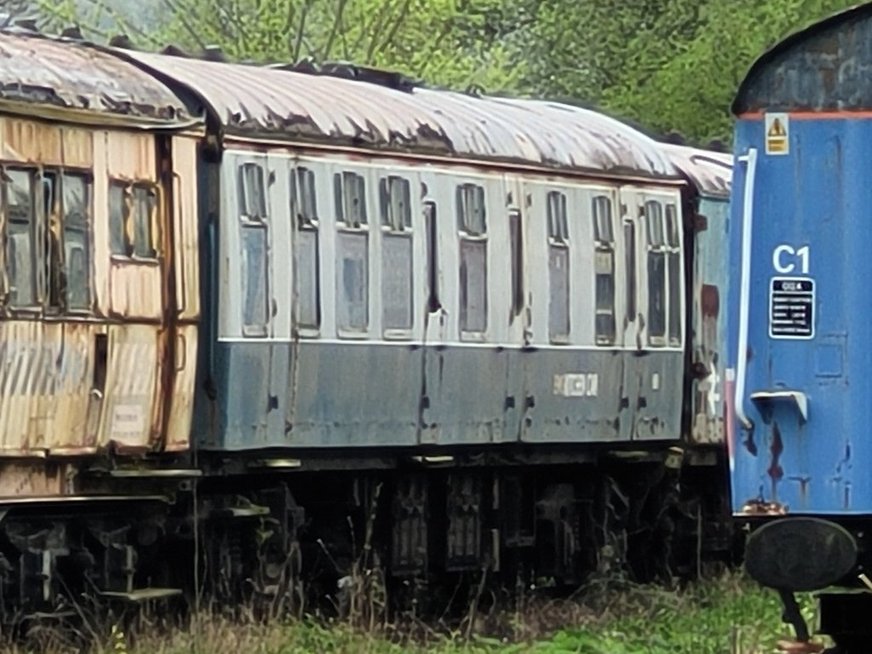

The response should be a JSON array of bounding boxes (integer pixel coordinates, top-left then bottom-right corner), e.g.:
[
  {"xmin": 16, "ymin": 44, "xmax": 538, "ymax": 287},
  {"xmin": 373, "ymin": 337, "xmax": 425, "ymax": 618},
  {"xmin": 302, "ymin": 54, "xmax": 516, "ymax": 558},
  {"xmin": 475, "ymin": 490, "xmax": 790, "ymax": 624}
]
[{"xmin": 4, "ymin": 573, "xmax": 826, "ymax": 654}]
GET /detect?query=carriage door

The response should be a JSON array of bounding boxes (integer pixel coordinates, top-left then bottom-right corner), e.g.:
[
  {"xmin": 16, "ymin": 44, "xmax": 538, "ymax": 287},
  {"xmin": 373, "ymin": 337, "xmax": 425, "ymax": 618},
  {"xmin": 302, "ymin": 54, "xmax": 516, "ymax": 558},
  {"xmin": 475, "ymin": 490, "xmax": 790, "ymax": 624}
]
[
  {"xmin": 618, "ymin": 187, "xmax": 643, "ymax": 440},
  {"xmin": 418, "ymin": 172, "xmax": 447, "ymax": 445},
  {"xmin": 503, "ymin": 175, "xmax": 526, "ymax": 442}
]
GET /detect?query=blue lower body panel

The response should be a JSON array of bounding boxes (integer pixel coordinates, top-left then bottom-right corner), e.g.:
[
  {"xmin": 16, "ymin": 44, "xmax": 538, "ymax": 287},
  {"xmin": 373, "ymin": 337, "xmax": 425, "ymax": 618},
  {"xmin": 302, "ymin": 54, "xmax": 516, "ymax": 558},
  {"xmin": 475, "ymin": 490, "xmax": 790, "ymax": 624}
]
[{"xmin": 195, "ymin": 342, "xmax": 683, "ymax": 450}]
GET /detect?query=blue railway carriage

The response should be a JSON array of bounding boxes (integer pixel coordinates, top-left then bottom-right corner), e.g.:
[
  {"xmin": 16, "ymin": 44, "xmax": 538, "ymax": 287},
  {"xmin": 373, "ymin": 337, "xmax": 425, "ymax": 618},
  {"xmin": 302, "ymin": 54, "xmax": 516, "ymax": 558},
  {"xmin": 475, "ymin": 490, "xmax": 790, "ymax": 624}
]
[
  {"xmin": 0, "ymin": 27, "xmax": 734, "ymax": 615},
  {"xmin": 123, "ymin": 47, "xmax": 734, "ymax": 591},
  {"xmin": 729, "ymin": 5, "xmax": 872, "ymax": 650}
]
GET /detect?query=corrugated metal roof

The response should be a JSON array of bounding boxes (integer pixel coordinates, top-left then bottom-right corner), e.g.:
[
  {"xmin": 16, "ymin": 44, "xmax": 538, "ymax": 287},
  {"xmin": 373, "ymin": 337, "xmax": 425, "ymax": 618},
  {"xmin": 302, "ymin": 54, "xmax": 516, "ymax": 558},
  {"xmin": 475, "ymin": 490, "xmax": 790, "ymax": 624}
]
[
  {"xmin": 0, "ymin": 30, "xmax": 190, "ymax": 125},
  {"xmin": 119, "ymin": 50, "xmax": 677, "ymax": 180},
  {"xmin": 661, "ymin": 143, "xmax": 732, "ymax": 198}
]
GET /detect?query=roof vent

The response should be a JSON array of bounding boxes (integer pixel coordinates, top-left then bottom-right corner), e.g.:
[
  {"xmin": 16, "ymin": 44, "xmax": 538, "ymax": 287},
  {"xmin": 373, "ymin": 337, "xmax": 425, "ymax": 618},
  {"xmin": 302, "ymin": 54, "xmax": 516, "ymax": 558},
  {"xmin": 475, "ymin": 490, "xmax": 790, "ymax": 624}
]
[
  {"xmin": 161, "ymin": 44, "xmax": 189, "ymax": 58},
  {"xmin": 60, "ymin": 25, "xmax": 84, "ymax": 40},
  {"xmin": 109, "ymin": 33, "xmax": 135, "ymax": 49},
  {"xmin": 203, "ymin": 45, "xmax": 226, "ymax": 62},
  {"xmin": 14, "ymin": 18, "xmax": 38, "ymax": 32},
  {"xmin": 274, "ymin": 60, "xmax": 417, "ymax": 92}
]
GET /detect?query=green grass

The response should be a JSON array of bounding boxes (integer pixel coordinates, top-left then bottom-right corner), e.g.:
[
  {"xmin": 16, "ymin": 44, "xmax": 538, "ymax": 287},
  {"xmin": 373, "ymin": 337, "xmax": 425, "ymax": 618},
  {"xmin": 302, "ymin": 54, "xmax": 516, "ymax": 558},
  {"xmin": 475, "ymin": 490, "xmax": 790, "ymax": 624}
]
[{"xmin": 10, "ymin": 573, "xmax": 825, "ymax": 654}]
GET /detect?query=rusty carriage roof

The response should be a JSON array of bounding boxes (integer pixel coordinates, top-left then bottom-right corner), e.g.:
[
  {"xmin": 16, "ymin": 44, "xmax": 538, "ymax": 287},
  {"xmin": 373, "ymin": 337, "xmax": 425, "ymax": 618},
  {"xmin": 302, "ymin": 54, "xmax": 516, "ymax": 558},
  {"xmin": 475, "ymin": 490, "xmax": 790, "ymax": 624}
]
[
  {"xmin": 115, "ymin": 49, "xmax": 679, "ymax": 181},
  {"xmin": 660, "ymin": 143, "xmax": 733, "ymax": 199},
  {"xmin": 0, "ymin": 29, "xmax": 192, "ymax": 127}
]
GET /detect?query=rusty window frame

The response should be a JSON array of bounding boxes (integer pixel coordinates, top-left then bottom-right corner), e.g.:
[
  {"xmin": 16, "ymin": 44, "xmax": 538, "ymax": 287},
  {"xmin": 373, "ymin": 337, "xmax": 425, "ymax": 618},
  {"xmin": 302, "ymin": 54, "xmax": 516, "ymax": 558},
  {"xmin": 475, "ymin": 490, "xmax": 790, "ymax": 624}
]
[
  {"xmin": 644, "ymin": 199, "xmax": 667, "ymax": 346},
  {"xmin": 592, "ymin": 195, "xmax": 616, "ymax": 345},
  {"xmin": 3, "ymin": 167, "xmax": 39, "ymax": 309},
  {"xmin": 108, "ymin": 178, "xmax": 159, "ymax": 261},
  {"xmin": 290, "ymin": 166, "xmax": 320, "ymax": 331},
  {"xmin": 666, "ymin": 203, "xmax": 682, "ymax": 346},
  {"xmin": 547, "ymin": 191, "xmax": 569, "ymax": 343}
]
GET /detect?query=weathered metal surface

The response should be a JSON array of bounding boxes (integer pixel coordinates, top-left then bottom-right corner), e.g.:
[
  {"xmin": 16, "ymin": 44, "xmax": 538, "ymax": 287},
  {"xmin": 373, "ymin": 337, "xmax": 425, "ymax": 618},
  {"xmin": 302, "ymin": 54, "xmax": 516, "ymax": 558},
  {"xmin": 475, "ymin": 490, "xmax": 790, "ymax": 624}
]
[
  {"xmin": 733, "ymin": 4, "xmax": 872, "ymax": 114},
  {"xmin": 0, "ymin": 113, "xmax": 198, "ymax": 459},
  {"xmin": 730, "ymin": 115, "xmax": 858, "ymax": 514},
  {"xmin": 661, "ymin": 144, "xmax": 732, "ymax": 199},
  {"xmin": 690, "ymin": 196, "xmax": 730, "ymax": 445},
  {"xmin": 120, "ymin": 50, "xmax": 676, "ymax": 179},
  {"xmin": 0, "ymin": 29, "xmax": 190, "ymax": 125}
]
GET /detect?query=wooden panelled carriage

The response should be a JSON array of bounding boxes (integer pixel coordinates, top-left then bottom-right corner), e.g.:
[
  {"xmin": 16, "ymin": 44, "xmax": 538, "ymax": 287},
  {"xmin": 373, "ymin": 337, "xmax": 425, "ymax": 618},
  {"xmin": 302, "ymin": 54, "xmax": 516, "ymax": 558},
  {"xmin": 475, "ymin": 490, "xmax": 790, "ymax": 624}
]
[{"xmin": 0, "ymin": 29, "xmax": 733, "ymax": 613}]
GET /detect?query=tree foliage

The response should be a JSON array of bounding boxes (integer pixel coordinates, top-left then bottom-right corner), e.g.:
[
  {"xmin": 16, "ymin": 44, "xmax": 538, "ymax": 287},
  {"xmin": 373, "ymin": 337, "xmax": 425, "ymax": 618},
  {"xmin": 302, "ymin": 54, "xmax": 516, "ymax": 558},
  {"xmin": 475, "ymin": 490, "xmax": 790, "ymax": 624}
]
[{"xmin": 34, "ymin": 0, "xmax": 864, "ymax": 144}]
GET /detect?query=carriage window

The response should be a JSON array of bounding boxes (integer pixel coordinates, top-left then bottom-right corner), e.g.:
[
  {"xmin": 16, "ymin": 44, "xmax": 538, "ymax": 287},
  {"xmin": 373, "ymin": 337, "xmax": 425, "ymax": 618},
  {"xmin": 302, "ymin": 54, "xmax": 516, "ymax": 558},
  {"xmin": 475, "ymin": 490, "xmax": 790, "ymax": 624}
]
[
  {"xmin": 666, "ymin": 204, "xmax": 682, "ymax": 345},
  {"xmin": 379, "ymin": 176, "xmax": 413, "ymax": 333},
  {"xmin": 424, "ymin": 201, "xmax": 440, "ymax": 312},
  {"xmin": 109, "ymin": 181, "xmax": 128, "ymax": 256},
  {"xmin": 645, "ymin": 200, "xmax": 667, "ymax": 344},
  {"xmin": 510, "ymin": 209, "xmax": 524, "ymax": 319},
  {"xmin": 624, "ymin": 219, "xmax": 637, "ymax": 321},
  {"xmin": 335, "ymin": 171, "xmax": 367, "ymax": 227},
  {"xmin": 238, "ymin": 162, "xmax": 267, "ymax": 220},
  {"xmin": 457, "ymin": 184, "xmax": 487, "ymax": 334},
  {"xmin": 336, "ymin": 170, "xmax": 369, "ymax": 333},
  {"xmin": 337, "ymin": 232, "xmax": 368, "ymax": 332},
  {"xmin": 62, "ymin": 173, "xmax": 92, "ymax": 311},
  {"xmin": 240, "ymin": 225, "xmax": 269, "ymax": 334},
  {"xmin": 457, "ymin": 184, "xmax": 486, "ymax": 235},
  {"xmin": 291, "ymin": 167, "xmax": 320, "ymax": 329},
  {"xmin": 109, "ymin": 180, "xmax": 157, "ymax": 259},
  {"xmin": 593, "ymin": 195, "xmax": 616, "ymax": 344},
  {"xmin": 4, "ymin": 169, "xmax": 36, "ymax": 307},
  {"xmin": 238, "ymin": 162, "xmax": 269, "ymax": 336},
  {"xmin": 380, "ymin": 176, "xmax": 411, "ymax": 230},
  {"xmin": 547, "ymin": 191, "xmax": 569, "ymax": 341},
  {"xmin": 132, "ymin": 186, "xmax": 157, "ymax": 258}
]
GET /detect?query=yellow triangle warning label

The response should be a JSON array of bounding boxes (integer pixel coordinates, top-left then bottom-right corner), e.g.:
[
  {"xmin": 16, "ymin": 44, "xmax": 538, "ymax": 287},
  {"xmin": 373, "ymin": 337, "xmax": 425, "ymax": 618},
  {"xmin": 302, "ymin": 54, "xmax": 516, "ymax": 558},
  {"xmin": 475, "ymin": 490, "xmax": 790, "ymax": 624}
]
[
  {"xmin": 768, "ymin": 118, "xmax": 786, "ymax": 137},
  {"xmin": 765, "ymin": 113, "xmax": 789, "ymax": 155}
]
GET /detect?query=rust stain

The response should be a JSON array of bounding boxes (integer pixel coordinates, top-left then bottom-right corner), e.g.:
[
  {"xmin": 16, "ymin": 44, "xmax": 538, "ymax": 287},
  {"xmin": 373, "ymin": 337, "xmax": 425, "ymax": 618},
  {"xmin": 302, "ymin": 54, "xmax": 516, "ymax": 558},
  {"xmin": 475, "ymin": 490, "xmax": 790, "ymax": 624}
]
[
  {"xmin": 768, "ymin": 422, "xmax": 785, "ymax": 500},
  {"xmin": 740, "ymin": 498, "xmax": 789, "ymax": 515}
]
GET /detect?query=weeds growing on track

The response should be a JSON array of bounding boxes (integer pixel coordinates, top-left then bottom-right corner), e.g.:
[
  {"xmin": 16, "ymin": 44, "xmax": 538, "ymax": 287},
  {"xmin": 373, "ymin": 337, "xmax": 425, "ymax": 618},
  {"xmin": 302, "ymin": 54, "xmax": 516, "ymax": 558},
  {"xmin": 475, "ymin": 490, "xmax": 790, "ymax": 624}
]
[{"xmin": 0, "ymin": 572, "xmax": 824, "ymax": 654}]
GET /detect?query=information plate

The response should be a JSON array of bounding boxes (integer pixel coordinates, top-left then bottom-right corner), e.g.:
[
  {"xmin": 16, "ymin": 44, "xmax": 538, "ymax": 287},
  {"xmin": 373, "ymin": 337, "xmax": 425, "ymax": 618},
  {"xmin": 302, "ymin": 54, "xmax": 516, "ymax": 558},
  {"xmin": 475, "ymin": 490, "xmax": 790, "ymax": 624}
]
[{"xmin": 769, "ymin": 277, "xmax": 814, "ymax": 339}]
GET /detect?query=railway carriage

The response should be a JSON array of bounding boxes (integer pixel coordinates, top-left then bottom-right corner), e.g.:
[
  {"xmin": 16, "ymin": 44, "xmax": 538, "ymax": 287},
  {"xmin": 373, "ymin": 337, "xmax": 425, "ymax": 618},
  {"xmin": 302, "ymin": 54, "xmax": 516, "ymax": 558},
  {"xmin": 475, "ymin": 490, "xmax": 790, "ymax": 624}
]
[
  {"xmin": 729, "ymin": 4, "xmax": 872, "ymax": 652},
  {"xmin": 0, "ymin": 28, "xmax": 733, "ymax": 615}
]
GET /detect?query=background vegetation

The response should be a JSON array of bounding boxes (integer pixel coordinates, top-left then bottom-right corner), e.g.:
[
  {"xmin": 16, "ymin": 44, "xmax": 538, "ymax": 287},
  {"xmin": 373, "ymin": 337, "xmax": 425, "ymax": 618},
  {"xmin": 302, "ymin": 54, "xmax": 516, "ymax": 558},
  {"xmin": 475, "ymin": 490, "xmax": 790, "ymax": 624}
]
[
  {"xmin": 6, "ymin": 573, "xmax": 822, "ymax": 654},
  {"xmin": 8, "ymin": 0, "xmax": 855, "ymax": 144}
]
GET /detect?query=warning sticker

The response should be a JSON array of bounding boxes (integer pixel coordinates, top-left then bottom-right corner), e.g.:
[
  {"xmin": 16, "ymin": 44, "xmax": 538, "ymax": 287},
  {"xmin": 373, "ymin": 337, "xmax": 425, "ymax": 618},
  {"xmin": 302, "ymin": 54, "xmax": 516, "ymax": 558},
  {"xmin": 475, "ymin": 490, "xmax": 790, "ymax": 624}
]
[
  {"xmin": 765, "ymin": 113, "xmax": 789, "ymax": 155},
  {"xmin": 769, "ymin": 277, "xmax": 814, "ymax": 339}
]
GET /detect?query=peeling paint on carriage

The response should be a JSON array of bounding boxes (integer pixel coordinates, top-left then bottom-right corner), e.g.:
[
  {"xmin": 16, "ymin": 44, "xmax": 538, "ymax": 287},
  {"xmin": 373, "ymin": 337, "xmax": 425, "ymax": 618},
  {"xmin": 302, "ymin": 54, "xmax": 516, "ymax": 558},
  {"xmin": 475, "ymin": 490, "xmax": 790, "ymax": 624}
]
[
  {"xmin": 0, "ymin": 30, "xmax": 190, "ymax": 125},
  {"xmin": 118, "ymin": 50, "xmax": 676, "ymax": 179}
]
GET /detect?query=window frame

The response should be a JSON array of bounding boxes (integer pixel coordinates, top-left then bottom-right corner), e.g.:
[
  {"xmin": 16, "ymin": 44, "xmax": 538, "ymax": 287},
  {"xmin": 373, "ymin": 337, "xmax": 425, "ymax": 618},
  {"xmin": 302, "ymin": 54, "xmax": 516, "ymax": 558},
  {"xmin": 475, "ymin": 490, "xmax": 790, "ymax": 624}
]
[
  {"xmin": 237, "ymin": 161, "xmax": 270, "ymax": 338},
  {"xmin": 108, "ymin": 177, "xmax": 160, "ymax": 263},
  {"xmin": 546, "ymin": 190, "xmax": 569, "ymax": 344},
  {"xmin": 380, "ymin": 174, "xmax": 414, "ymax": 338},
  {"xmin": 334, "ymin": 169, "xmax": 370, "ymax": 337},
  {"xmin": 665, "ymin": 203, "xmax": 683, "ymax": 347},
  {"xmin": 3, "ymin": 166, "xmax": 39, "ymax": 311},
  {"xmin": 456, "ymin": 183, "xmax": 488, "ymax": 338},
  {"xmin": 644, "ymin": 199, "xmax": 668, "ymax": 347},
  {"xmin": 290, "ymin": 166, "xmax": 321, "ymax": 333},
  {"xmin": 59, "ymin": 171, "xmax": 94, "ymax": 314},
  {"xmin": 592, "ymin": 194, "xmax": 617, "ymax": 346}
]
